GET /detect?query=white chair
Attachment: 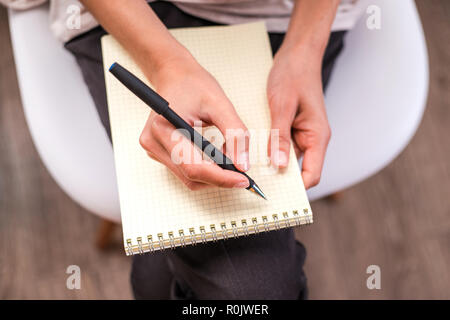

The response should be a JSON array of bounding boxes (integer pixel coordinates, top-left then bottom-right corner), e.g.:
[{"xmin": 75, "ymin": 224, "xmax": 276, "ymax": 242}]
[
  {"xmin": 8, "ymin": 0, "xmax": 428, "ymax": 229},
  {"xmin": 310, "ymin": 0, "xmax": 428, "ymax": 200},
  {"xmin": 8, "ymin": 3, "xmax": 121, "ymax": 223}
]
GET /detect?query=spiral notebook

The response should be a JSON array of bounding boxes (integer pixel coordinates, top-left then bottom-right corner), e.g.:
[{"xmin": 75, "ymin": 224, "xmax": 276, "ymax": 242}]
[{"xmin": 101, "ymin": 22, "xmax": 313, "ymax": 255}]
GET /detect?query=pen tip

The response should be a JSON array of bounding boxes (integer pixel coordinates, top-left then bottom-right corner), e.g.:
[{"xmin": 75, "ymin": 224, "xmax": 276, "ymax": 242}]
[{"xmin": 249, "ymin": 184, "xmax": 267, "ymax": 200}]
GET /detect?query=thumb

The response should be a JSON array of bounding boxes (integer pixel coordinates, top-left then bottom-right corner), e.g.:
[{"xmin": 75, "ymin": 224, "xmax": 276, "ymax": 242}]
[{"xmin": 268, "ymin": 98, "xmax": 297, "ymax": 168}]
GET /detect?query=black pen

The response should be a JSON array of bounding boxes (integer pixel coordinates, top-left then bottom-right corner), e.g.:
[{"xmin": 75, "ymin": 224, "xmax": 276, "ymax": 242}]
[{"xmin": 109, "ymin": 62, "xmax": 266, "ymax": 200}]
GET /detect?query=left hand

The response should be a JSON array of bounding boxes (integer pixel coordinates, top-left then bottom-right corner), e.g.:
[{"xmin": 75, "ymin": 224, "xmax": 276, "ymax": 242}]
[{"xmin": 267, "ymin": 45, "xmax": 331, "ymax": 189}]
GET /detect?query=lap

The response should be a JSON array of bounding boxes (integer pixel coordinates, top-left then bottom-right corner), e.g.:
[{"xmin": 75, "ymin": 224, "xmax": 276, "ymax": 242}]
[{"xmin": 132, "ymin": 228, "xmax": 307, "ymax": 300}]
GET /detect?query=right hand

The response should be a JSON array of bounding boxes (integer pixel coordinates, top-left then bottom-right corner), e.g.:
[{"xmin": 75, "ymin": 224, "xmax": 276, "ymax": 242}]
[{"xmin": 139, "ymin": 53, "xmax": 251, "ymax": 191}]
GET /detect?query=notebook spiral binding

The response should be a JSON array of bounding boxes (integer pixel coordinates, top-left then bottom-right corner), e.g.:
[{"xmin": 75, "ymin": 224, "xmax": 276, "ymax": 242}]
[{"xmin": 125, "ymin": 209, "xmax": 312, "ymax": 256}]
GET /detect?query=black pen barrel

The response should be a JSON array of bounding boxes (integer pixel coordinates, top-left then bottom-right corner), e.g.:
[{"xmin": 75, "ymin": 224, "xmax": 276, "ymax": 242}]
[
  {"xmin": 163, "ymin": 108, "xmax": 242, "ymax": 173},
  {"xmin": 109, "ymin": 62, "xmax": 169, "ymax": 115}
]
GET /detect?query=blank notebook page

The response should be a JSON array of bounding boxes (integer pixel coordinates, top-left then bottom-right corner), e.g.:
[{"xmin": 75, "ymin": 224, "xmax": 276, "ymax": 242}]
[{"xmin": 101, "ymin": 22, "xmax": 313, "ymax": 255}]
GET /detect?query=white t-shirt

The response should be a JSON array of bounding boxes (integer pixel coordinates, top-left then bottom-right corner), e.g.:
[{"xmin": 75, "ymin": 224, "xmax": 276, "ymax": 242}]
[{"xmin": 2, "ymin": 0, "xmax": 365, "ymax": 42}]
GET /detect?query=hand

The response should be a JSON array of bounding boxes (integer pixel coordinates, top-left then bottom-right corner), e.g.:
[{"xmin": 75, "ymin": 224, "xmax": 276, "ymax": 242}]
[
  {"xmin": 139, "ymin": 54, "xmax": 251, "ymax": 190},
  {"xmin": 267, "ymin": 46, "xmax": 331, "ymax": 189}
]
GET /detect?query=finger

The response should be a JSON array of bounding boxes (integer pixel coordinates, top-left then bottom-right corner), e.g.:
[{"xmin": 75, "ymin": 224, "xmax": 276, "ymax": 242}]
[
  {"xmin": 151, "ymin": 116, "xmax": 250, "ymax": 188},
  {"xmin": 148, "ymin": 150, "xmax": 210, "ymax": 191},
  {"xmin": 295, "ymin": 133, "xmax": 329, "ymax": 189},
  {"xmin": 141, "ymin": 129, "xmax": 209, "ymax": 191},
  {"xmin": 140, "ymin": 115, "xmax": 209, "ymax": 190},
  {"xmin": 267, "ymin": 95, "xmax": 297, "ymax": 168},
  {"xmin": 179, "ymin": 161, "xmax": 250, "ymax": 188},
  {"xmin": 205, "ymin": 98, "xmax": 250, "ymax": 172}
]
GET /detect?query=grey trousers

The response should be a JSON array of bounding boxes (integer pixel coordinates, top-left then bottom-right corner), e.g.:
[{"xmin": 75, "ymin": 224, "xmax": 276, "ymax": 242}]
[{"xmin": 65, "ymin": 1, "xmax": 345, "ymax": 300}]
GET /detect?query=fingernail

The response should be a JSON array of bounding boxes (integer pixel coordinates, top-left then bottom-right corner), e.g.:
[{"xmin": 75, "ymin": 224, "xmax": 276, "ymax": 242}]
[
  {"xmin": 238, "ymin": 152, "xmax": 250, "ymax": 171},
  {"xmin": 273, "ymin": 151, "xmax": 288, "ymax": 167},
  {"xmin": 234, "ymin": 180, "xmax": 250, "ymax": 188}
]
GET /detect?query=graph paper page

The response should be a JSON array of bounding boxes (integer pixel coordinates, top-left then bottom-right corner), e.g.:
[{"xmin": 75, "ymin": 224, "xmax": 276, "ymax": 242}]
[{"xmin": 102, "ymin": 22, "xmax": 312, "ymax": 251}]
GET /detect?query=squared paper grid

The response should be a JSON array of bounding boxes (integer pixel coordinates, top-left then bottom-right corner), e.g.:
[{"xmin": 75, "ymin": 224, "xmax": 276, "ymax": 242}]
[{"xmin": 101, "ymin": 22, "xmax": 313, "ymax": 251}]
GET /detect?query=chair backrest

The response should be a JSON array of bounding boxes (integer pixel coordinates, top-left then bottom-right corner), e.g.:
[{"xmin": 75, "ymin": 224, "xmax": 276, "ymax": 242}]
[
  {"xmin": 8, "ymin": 4, "xmax": 121, "ymax": 222},
  {"xmin": 309, "ymin": 0, "xmax": 428, "ymax": 200}
]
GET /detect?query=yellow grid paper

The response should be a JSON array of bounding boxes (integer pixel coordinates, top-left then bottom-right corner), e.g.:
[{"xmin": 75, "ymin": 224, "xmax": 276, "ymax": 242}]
[{"xmin": 101, "ymin": 22, "xmax": 313, "ymax": 254}]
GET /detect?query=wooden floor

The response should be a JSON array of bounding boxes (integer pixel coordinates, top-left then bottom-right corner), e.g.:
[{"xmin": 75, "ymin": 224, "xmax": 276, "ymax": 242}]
[{"xmin": 0, "ymin": 1, "xmax": 449, "ymax": 299}]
